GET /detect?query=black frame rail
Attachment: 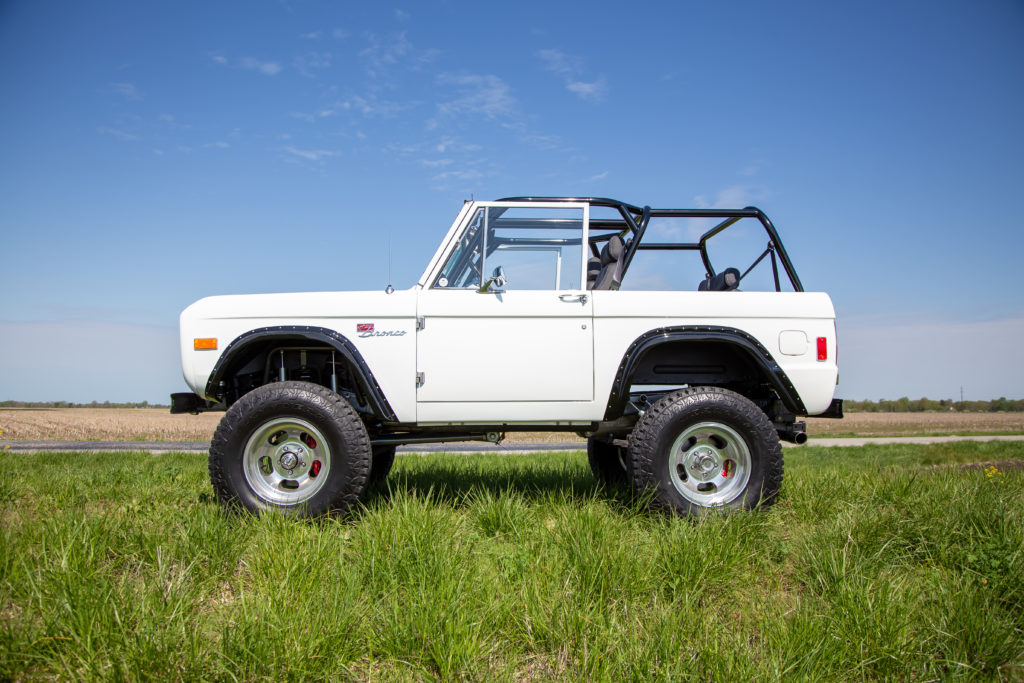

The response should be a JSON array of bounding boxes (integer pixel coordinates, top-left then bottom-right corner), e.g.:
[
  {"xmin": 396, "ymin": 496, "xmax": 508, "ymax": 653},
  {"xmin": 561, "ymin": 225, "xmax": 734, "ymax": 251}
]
[{"xmin": 499, "ymin": 196, "xmax": 804, "ymax": 292}]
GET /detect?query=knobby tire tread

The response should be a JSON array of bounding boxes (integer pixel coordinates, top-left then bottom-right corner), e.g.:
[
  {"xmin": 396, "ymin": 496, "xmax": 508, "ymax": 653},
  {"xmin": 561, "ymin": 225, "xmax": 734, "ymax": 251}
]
[
  {"xmin": 208, "ymin": 381, "xmax": 371, "ymax": 516},
  {"xmin": 629, "ymin": 386, "xmax": 783, "ymax": 515}
]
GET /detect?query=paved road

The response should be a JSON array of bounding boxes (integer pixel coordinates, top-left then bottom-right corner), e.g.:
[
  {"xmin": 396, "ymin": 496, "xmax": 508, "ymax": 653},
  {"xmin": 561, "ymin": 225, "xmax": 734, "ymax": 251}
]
[{"xmin": 3, "ymin": 434, "xmax": 1024, "ymax": 454}]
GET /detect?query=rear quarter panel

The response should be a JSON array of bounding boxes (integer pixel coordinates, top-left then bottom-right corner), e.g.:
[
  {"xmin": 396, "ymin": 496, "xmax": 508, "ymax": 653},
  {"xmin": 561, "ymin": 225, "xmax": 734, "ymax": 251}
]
[{"xmin": 591, "ymin": 291, "xmax": 838, "ymax": 415}]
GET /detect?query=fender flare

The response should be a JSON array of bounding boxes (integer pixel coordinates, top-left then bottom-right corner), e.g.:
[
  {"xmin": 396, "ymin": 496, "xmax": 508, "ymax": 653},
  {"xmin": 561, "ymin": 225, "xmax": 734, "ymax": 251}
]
[
  {"xmin": 205, "ymin": 325, "xmax": 397, "ymax": 422},
  {"xmin": 603, "ymin": 325, "xmax": 806, "ymax": 420}
]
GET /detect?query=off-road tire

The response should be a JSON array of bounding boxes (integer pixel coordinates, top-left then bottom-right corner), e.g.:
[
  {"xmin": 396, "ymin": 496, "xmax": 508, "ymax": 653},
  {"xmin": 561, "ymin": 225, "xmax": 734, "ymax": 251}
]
[
  {"xmin": 629, "ymin": 386, "xmax": 783, "ymax": 517},
  {"xmin": 587, "ymin": 438, "xmax": 630, "ymax": 486},
  {"xmin": 368, "ymin": 444, "xmax": 397, "ymax": 483},
  {"xmin": 209, "ymin": 381, "xmax": 372, "ymax": 517}
]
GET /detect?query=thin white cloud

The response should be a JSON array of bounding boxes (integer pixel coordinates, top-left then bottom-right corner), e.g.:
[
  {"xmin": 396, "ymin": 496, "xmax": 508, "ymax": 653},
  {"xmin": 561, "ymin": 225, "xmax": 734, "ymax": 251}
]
[
  {"xmin": 108, "ymin": 82, "xmax": 142, "ymax": 100},
  {"xmin": 419, "ymin": 158, "xmax": 453, "ymax": 167},
  {"xmin": 289, "ymin": 108, "xmax": 339, "ymax": 122},
  {"xmin": 240, "ymin": 57, "xmax": 282, "ymax": 76},
  {"xmin": 395, "ymin": 8, "xmax": 410, "ymax": 21},
  {"xmin": 158, "ymin": 113, "xmax": 190, "ymax": 130},
  {"xmin": 332, "ymin": 27, "xmax": 350, "ymax": 40},
  {"xmin": 300, "ymin": 30, "xmax": 321, "ymax": 39},
  {"xmin": 567, "ymin": 77, "xmax": 607, "ymax": 102},
  {"xmin": 284, "ymin": 146, "xmax": 336, "ymax": 161},
  {"xmin": 97, "ymin": 126, "xmax": 138, "ymax": 141},
  {"xmin": 341, "ymin": 94, "xmax": 405, "ymax": 117},
  {"xmin": 581, "ymin": 170, "xmax": 609, "ymax": 183},
  {"xmin": 538, "ymin": 48, "xmax": 579, "ymax": 77},
  {"xmin": 433, "ymin": 168, "xmax": 483, "ymax": 181},
  {"xmin": 740, "ymin": 159, "xmax": 766, "ymax": 177},
  {"xmin": 359, "ymin": 31, "xmax": 412, "ymax": 78},
  {"xmin": 693, "ymin": 185, "xmax": 769, "ymax": 210},
  {"xmin": 293, "ymin": 51, "xmax": 332, "ymax": 77},
  {"xmin": 538, "ymin": 48, "xmax": 607, "ymax": 102},
  {"xmin": 436, "ymin": 73, "xmax": 515, "ymax": 119}
]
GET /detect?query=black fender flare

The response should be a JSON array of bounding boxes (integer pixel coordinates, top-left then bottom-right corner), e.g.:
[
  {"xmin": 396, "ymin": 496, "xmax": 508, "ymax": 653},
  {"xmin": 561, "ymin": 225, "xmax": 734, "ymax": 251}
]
[
  {"xmin": 603, "ymin": 325, "xmax": 806, "ymax": 420},
  {"xmin": 205, "ymin": 325, "xmax": 397, "ymax": 422}
]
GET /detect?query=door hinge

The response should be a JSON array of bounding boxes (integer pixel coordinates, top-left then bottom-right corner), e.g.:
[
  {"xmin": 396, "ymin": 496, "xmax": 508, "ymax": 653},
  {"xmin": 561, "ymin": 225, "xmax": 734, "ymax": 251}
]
[
  {"xmin": 415, "ymin": 372, "xmax": 425, "ymax": 387},
  {"xmin": 416, "ymin": 317, "xmax": 425, "ymax": 331}
]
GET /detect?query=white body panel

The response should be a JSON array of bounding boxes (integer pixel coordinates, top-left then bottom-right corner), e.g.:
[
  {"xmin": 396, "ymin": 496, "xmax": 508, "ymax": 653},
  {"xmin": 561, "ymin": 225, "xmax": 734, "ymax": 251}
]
[
  {"xmin": 180, "ymin": 290, "xmax": 419, "ymax": 422},
  {"xmin": 416, "ymin": 289, "xmax": 593, "ymax": 409},
  {"xmin": 177, "ymin": 200, "xmax": 839, "ymax": 427},
  {"xmin": 589, "ymin": 291, "xmax": 838, "ymax": 416}
]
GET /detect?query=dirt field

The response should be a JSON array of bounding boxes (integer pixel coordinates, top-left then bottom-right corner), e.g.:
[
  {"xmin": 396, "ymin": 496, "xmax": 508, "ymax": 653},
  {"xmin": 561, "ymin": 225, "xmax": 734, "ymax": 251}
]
[
  {"xmin": 2, "ymin": 407, "xmax": 1022, "ymax": 442},
  {"xmin": 806, "ymin": 411, "xmax": 1024, "ymax": 436}
]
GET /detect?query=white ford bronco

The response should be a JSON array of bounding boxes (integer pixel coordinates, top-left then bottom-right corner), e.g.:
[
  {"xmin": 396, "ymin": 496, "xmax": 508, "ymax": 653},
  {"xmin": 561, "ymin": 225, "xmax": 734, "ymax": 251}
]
[{"xmin": 172, "ymin": 197, "xmax": 842, "ymax": 517}]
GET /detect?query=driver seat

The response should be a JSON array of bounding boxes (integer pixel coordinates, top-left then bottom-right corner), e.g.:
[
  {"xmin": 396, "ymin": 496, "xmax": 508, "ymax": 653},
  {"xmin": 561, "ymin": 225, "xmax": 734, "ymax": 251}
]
[{"xmin": 592, "ymin": 235, "xmax": 626, "ymax": 290}]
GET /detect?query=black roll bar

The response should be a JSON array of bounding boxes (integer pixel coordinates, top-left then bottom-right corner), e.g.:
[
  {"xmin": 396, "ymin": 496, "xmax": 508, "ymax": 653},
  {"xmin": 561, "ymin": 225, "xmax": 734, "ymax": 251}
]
[{"xmin": 497, "ymin": 197, "xmax": 804, "ymax": 292}]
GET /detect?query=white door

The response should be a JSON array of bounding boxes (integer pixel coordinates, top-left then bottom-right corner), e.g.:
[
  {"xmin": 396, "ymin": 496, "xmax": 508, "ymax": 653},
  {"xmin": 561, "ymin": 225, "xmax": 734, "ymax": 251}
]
[{"xmin": 416, "ymin": 202, "xmax": 593, "ymax": 404}]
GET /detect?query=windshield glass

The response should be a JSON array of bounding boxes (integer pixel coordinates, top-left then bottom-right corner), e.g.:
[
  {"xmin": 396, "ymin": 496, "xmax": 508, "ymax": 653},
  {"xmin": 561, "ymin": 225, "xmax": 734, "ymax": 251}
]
[{"xmin": 434, "ymin": 206, "xmax": 584, "ymax": 290}]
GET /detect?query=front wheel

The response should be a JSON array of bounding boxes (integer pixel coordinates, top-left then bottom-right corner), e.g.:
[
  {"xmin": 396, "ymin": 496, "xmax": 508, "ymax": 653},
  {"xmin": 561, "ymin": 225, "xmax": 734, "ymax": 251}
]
[
  {"xmin": 209, "ymin": 381, "xmax": 372, "ymax": 517},
  {"xmin": 628, "ymin": 387, "xmax": 783, "ymax": 517}
]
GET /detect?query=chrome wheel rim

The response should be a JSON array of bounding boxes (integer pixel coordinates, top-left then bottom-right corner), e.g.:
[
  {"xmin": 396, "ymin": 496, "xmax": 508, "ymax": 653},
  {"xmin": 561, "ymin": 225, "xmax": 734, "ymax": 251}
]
[
  {"xmin": 668, "ymin": 421, "xmax": 751, "ymax": 507},
  {"xmin": 242, "ymin": 417, "xmax": 331, "ymax": 506}
]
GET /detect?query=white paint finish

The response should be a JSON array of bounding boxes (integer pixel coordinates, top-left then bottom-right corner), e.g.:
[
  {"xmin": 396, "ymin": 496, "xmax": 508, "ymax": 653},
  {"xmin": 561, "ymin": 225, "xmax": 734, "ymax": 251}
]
[
  {"xmin": 416, "ymin": 289, "xmax": 593, "ymax": 406},
  {"xmin": 178, "ymin": 290, "xmax": 419, "ymax": 421},
  {"xmin": 779, "ymin": 330, "xmax": 809, "ymax": 356},
  {"xmin": 180, "ymin": 200, "xmax": 841, "ymax": 424},
  {"xmin": 589, "ymin": 290, "xmax": 839, "ymax": 416}
]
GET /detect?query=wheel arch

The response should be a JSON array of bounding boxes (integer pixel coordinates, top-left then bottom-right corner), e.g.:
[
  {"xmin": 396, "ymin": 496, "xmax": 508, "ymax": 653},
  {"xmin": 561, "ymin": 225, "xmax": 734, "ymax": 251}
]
[
  {"xmin": 603, "ymin": 325, "xmax": 806, "ymax": 420},
  {"xmin": 205, "ymin": 326, "xmax": 397, "ymax": 422}
]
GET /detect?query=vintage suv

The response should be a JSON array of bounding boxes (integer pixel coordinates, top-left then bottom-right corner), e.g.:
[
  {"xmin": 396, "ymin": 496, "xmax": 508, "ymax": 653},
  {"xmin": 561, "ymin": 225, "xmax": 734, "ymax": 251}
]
[{"xmin": 172, "ymin": 197, "xmax": 841, "ymax": 517}]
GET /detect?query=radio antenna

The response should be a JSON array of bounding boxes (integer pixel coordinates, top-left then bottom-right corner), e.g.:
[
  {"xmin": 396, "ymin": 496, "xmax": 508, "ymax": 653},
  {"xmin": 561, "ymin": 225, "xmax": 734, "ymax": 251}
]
[{"xmin": 385, "ymin": 232, "xmax": 394, "ymax": 294}]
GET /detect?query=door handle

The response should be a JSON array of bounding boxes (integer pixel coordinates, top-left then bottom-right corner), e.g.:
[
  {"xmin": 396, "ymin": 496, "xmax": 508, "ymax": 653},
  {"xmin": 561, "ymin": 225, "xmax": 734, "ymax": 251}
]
[{"xmin": 559, "ymin": 293, "xmax": 588, "ymax": 304}]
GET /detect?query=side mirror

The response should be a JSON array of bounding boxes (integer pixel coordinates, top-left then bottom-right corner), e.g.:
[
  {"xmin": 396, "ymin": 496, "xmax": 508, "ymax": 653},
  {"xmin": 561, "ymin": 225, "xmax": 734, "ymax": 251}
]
[{"xmin": 478, "ymin": 265, "xmax": 508, "ymax": 293}]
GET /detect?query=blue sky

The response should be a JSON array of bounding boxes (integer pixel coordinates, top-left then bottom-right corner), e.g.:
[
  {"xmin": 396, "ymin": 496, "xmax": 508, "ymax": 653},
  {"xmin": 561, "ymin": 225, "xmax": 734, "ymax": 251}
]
[{"xmin": 1, "ymin": 0, "xmax": 1022, "ymax": 404}]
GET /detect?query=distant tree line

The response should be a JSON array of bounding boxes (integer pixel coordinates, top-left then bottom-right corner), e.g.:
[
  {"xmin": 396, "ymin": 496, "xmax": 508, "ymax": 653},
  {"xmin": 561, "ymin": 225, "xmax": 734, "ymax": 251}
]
[
  {"xmin": 0, "ymin": 400, "xmax": 169, "ymax": 409},
  {"xmin": 845, "ymin": 397, "xmax": 1024, "ymax": 412},
  {"xmin": 3, "ymin": 397, "xmax": 1022, "ymax": 412}
]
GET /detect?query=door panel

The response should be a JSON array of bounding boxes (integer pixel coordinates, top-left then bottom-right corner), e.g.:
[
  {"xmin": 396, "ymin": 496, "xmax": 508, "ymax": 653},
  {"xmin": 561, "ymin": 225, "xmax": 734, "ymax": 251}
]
[{"xmin": 416, "ymin": 290, "xmax": 593, "ymax": 402}]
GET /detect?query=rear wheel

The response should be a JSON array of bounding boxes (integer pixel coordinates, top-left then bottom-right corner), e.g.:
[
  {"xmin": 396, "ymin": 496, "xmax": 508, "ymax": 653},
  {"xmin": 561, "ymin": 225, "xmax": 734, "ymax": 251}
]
[
  {"xmin": 629, "ymin": 387, "xmax": 783, "ymax": 516},
  {"xmin": 209, "ymin": 381, "xmax": 372, "ymax": 517}
]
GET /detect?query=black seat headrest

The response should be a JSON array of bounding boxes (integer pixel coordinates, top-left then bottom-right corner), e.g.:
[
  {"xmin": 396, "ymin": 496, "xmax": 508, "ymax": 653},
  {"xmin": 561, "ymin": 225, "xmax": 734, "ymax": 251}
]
[
  {"xmin": 599, "ymin": 234, "xmax": 624, "ymax": 266},
  {"xmin": 698, "ymin": 267, "xmax": 741, "ymax": 291}
]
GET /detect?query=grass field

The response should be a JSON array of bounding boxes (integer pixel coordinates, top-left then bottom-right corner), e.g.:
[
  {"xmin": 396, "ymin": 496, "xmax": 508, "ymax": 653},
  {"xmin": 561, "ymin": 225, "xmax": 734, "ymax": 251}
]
[
  {"xmin": 2, "ymin": 408, "xmax": 1023, "ymax": 442},
  {"xmin": 1, "ymin": 442, "xmax": 1022, "ymax": 680}
]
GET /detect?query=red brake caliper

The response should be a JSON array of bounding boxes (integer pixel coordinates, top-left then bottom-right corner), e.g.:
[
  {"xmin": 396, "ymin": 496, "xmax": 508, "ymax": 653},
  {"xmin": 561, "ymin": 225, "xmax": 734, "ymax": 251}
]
[
  {"xmin": 310, "ymin": 460, "xmax": 321, "ymax": 477},
  {"xmin": 722, "ymin": 460, "xmax": 733, "ymax": 477}
]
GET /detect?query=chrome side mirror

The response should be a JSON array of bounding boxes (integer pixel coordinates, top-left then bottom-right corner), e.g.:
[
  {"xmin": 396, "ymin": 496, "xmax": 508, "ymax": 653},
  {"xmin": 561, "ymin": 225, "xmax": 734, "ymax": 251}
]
[{"xmin": 478, "ymin": 265, "xmax": 507, "ymax": 293}]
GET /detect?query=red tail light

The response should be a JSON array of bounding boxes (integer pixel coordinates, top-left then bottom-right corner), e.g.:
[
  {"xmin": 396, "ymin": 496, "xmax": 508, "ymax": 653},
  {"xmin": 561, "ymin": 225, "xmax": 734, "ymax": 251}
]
[{"xmin": 817, "ymin": 337, "xmax": 827, "ymax": 361}]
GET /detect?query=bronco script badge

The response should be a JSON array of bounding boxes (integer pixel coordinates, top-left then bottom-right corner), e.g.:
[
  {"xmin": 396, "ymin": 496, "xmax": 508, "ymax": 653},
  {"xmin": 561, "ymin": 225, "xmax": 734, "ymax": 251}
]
[{"xmin": 357, "ymin": 323, "xmax": 406, "ymax": 338}]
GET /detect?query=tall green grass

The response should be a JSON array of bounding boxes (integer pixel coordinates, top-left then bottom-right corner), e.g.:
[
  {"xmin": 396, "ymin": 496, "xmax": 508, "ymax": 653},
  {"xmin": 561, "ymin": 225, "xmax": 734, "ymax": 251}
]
[{"xmin": 1, "ymin": 443, "xmax": 1021, "ymax": 680}]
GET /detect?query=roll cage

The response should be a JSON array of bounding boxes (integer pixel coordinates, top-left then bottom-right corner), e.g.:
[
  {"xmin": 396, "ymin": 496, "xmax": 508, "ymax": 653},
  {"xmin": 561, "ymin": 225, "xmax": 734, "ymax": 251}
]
[{"xmin": 498, "ymin": 197, "xmax": 804, "ymax": 292}]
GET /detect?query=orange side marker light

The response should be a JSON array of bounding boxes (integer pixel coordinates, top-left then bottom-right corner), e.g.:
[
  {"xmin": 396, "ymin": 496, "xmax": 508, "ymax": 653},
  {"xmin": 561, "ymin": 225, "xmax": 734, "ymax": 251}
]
[{"xmin": 194, "ymin": 338, "xmax": 218, "ymax": 350}]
